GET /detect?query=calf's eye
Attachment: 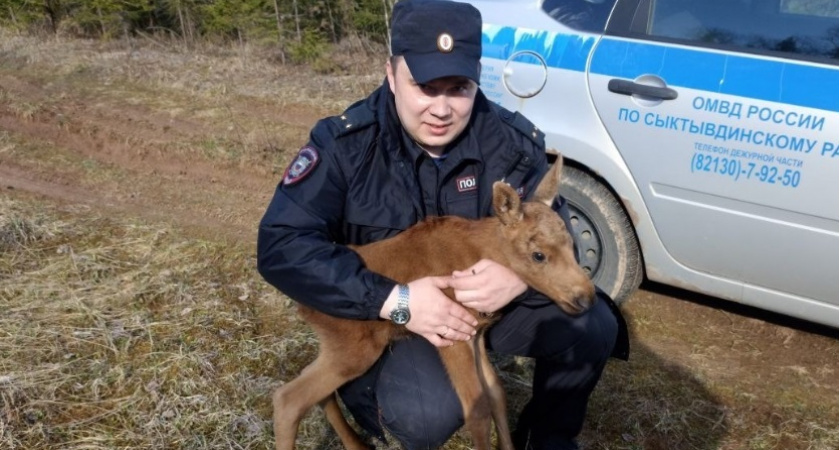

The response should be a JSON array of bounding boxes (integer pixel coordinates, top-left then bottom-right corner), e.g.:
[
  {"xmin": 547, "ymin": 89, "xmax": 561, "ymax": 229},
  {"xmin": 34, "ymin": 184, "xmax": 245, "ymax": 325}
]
[{"xmin": 532, "ymin": 252, "xmax": 546, "ymax": 263}]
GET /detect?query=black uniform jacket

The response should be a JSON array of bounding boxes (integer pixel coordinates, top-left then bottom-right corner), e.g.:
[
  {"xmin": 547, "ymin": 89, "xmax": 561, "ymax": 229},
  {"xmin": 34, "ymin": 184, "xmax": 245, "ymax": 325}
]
[{"xmin": 256, "ymin": 81, "xmax": 629, "ymax": 358}]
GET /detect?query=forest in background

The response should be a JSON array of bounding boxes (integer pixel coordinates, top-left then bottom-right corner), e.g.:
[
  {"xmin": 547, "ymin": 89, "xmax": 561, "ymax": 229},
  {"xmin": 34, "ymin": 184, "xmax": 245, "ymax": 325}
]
[{"xmin": 0, "ymin": 0, "xmax": 393, "ymax": 65}]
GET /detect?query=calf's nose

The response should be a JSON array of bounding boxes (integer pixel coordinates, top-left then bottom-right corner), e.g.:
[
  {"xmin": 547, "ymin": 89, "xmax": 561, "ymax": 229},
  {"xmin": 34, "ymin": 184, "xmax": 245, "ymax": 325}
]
[{"xmin": 572, "ymin": 284, "xmax": 597, "ymax": 313}]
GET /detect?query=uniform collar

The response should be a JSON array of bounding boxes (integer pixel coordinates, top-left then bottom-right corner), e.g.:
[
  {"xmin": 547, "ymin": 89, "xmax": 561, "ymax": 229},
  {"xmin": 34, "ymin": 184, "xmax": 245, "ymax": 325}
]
[{"xmin": 398, "ymin": 124, "xmax": 483, "ymax": 174}]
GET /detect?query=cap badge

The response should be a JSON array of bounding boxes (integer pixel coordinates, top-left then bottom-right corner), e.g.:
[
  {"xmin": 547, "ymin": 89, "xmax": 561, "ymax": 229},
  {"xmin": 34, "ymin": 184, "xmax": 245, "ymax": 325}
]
[{"xmin": 437, "ymin": 33, "xmax": 454, "ymax": 53}]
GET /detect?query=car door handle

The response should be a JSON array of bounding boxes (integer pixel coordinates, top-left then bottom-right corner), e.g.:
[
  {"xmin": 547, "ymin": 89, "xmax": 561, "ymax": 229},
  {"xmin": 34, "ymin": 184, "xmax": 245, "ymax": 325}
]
[{"xmin": 608, "ymin": 79, "xmax": 678, "ymax": 100}]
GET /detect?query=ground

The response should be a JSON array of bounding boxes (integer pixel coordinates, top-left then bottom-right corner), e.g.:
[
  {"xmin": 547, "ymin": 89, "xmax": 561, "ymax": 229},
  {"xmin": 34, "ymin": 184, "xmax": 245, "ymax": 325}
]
[{"xmin": 0, "ymin": 33, "xmax": 836, "ymax": 449}]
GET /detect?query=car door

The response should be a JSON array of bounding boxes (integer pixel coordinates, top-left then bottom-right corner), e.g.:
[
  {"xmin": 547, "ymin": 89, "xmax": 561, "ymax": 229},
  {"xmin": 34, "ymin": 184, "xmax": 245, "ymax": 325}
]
[{"xmin": 587, "ymin": 0, "xmax": 839, "ymax": 305}]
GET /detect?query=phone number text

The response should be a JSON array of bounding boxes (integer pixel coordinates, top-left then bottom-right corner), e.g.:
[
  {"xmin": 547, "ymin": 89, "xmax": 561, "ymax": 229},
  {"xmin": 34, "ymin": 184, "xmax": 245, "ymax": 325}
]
[{"xmin": 691, "ymin": 153, "xmax": 801, "ymax": 187}]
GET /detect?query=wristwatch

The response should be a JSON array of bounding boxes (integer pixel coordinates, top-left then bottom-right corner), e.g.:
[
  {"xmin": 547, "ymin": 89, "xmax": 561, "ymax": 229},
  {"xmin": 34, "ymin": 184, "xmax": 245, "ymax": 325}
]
[{"xmin": 389, "ymin": 284, "xmax": 411, "ymax": 325}]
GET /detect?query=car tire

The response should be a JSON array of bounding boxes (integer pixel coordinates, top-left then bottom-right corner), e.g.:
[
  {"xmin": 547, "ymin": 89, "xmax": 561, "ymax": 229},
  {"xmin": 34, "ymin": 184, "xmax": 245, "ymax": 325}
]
[{"xmin": 558, "ymin": 164, "xmax": 643, "ymax": 304}]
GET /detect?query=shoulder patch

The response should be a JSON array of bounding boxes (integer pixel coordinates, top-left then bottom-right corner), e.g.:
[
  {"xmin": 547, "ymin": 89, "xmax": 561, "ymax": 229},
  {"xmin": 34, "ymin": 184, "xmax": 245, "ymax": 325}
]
[
  {"xmin": 498, "ymin": 107, "xmax": 545, "ymax": 148},
  {"xmin": 329, "ymin": 100, "xmax": 376, "ymax": 137},
  {"xmin": 282, "ymin": 146, "xmax": 320, "ymax": 186}
]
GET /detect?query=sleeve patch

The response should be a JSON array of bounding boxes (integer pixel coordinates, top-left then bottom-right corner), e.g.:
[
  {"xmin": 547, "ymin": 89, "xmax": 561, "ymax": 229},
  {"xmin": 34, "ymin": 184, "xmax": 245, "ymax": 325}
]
[{"xmin": 283, "ymin": 146, "xmax": 320, "ymax": 185}]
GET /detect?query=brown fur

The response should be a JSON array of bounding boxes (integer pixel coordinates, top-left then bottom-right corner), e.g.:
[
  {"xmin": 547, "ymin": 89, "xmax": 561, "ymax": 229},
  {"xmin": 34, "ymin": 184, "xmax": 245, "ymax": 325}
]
[{"xmin": 272, "ymin": 158, "xmax": 595, "ymax": 450}]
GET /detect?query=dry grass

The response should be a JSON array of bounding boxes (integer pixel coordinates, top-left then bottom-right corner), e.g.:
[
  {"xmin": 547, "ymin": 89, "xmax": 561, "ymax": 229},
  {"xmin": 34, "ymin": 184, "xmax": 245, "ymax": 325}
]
[
  {"xmin": 0, "ymin": 28, "xmax": 383, "ymax": 179},
  {"xmin": 2, "ymin": 195, "xmax": 836, "ymax": 449},
  {"xmin": 0, "ymin": 195, "xmax": 289, "ymax": 449},
  {"xmin": 0, "ymin": 193, "xmax": 472, "ymax": 449},
  {"xmin": 0, "ymin": 30, "xmax": 383, "ymax": 112},
  {"xmin": 0, "ymin": 193, "xmax": 451, "ymax": 447}
]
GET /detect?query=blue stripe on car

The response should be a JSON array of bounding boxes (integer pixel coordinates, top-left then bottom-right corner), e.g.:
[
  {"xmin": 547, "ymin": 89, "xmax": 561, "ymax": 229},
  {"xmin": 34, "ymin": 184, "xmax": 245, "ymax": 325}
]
[{"xmin": 482, "ymin": 25, "xmax": 839, "ymax": 112}]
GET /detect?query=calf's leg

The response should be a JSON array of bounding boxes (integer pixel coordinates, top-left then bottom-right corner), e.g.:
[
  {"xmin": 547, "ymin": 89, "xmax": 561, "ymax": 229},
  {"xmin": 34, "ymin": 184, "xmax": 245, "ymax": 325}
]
[
  {"xmin": 439, "ymin": 341, "xmax": 494, "ymax": 450},
  {"xmin": 476, "ymin": 335, "xmax": 514, "ymax": 450},
  {"xmin": 273, "ymin": 336, "xmax": 387, "ymax": 450},
  {"xmin": 321, "ymin": 393, "xmax": 371, "ymax": 450}
]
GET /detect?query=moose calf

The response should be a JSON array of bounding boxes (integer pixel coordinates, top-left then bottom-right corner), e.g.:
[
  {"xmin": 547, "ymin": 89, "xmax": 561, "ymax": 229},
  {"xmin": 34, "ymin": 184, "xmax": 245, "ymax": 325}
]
[{"xmin": 272, "ymin": 158, "xmax": 595, "ymax": 450}]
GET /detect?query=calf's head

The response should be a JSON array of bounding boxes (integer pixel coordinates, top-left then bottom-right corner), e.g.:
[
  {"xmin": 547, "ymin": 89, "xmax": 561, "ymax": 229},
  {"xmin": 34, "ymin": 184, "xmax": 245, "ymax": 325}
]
[{"xmin": 493, "ymin": 157, "xmax": 595, "ymax": 314}]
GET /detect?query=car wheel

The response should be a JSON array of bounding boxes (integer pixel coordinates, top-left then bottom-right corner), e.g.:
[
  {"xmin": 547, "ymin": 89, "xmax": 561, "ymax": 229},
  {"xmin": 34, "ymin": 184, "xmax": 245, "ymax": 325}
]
[{"xmin": 558, "ymin": 164, "xmax": 643, "ymax": 304}]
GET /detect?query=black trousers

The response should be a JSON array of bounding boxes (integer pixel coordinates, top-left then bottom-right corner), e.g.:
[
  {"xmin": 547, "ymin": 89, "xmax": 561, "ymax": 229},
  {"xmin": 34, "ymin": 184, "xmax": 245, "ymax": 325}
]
[{"xmin": 337, "ymin": 293, "xmax": 620, "ymax": 450}]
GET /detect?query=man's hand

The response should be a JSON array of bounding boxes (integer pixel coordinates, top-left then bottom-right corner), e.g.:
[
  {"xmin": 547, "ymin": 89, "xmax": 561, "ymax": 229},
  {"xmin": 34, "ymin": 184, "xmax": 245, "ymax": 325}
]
[
  {"xmin": 380, "ymin": 276, "xmax": 477, "ymax": 348},
  {"xmin": 450, "ymin": 259, "xmax": 527, "ymax": 314}
]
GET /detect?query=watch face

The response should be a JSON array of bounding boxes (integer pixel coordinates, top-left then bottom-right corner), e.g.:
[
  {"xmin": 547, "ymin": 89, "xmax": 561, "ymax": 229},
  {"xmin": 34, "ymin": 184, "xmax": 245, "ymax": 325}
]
[{"xmin": 390, "ymin": 309, "xmax": 411, "ymax": 325}]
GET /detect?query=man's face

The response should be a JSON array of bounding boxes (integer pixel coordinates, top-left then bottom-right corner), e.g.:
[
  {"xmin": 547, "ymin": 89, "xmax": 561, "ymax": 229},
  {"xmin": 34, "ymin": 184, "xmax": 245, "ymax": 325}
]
[{"xmin": 386, "ymin": 57, "xmax": 478, "ymax": 156}]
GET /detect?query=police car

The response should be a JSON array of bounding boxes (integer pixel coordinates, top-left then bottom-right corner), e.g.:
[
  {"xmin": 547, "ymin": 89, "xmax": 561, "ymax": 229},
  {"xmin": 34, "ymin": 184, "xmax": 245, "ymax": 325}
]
[{"xmin": 461, "ymin": 0, "xmax": 839, "ymax": 327}]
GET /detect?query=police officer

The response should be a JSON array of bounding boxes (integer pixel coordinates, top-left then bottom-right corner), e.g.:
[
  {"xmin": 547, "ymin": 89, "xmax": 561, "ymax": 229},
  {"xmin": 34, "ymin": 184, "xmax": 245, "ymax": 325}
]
[{"xmin": 257, "ymin": 0, "xmax": 628, "ymax": 448}]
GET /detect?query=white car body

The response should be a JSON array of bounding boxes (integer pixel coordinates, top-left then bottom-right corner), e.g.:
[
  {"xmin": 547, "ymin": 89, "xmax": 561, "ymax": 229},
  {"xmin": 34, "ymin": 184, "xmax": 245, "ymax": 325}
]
[{"xmin": 463, "ymin": 0, "xmax": 839, "ymax": 326}]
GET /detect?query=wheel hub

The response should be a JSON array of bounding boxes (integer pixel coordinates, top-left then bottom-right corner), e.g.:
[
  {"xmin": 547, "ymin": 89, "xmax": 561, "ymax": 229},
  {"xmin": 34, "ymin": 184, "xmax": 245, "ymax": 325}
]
[{"xmin": 567, "ymin": 203, "xmax": 603, "ymax": 279}]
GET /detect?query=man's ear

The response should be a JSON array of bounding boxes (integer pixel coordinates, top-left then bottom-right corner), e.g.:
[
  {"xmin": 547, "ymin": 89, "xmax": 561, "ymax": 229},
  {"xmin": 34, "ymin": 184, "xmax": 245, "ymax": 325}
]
[{"xmin": 386, "ymin": 57, "xmax": 397, "ymax": 93}]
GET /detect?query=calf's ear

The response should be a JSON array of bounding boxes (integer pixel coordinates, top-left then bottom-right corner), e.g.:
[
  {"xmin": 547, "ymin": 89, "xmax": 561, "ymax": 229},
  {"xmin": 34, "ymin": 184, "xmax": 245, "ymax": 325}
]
[
  {"xmin": 533, "ymin": 155, "xmax": 564, "ymax": 206},
  {"xmin": 493, "ymin": 182, "xmax": 523, "ymax": 226}
]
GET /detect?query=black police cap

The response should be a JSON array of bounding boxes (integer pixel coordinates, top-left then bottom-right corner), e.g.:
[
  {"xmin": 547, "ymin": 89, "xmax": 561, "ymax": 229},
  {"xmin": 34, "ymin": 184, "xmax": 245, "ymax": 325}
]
[{"xmin": 390, "ymin": 0, "xmax": 483, "ymax": 84}]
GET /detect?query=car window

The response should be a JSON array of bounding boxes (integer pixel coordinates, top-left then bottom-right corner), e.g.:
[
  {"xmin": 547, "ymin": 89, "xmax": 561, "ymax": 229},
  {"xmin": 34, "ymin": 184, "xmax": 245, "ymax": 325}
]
[
  {"xmin": 620, "ymin": 0, "xmax": 838, "ymax": 62},
  {"xmin": 542, "ymin": 0, "xmax": 619, "ymax": 32}
]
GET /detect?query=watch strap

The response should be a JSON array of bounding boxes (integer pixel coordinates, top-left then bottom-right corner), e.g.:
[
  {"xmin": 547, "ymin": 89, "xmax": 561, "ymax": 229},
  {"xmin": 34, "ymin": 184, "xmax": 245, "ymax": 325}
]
[{"xmin": 397, "ymin": 284, "xmax": 409, "ymax": 309}]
